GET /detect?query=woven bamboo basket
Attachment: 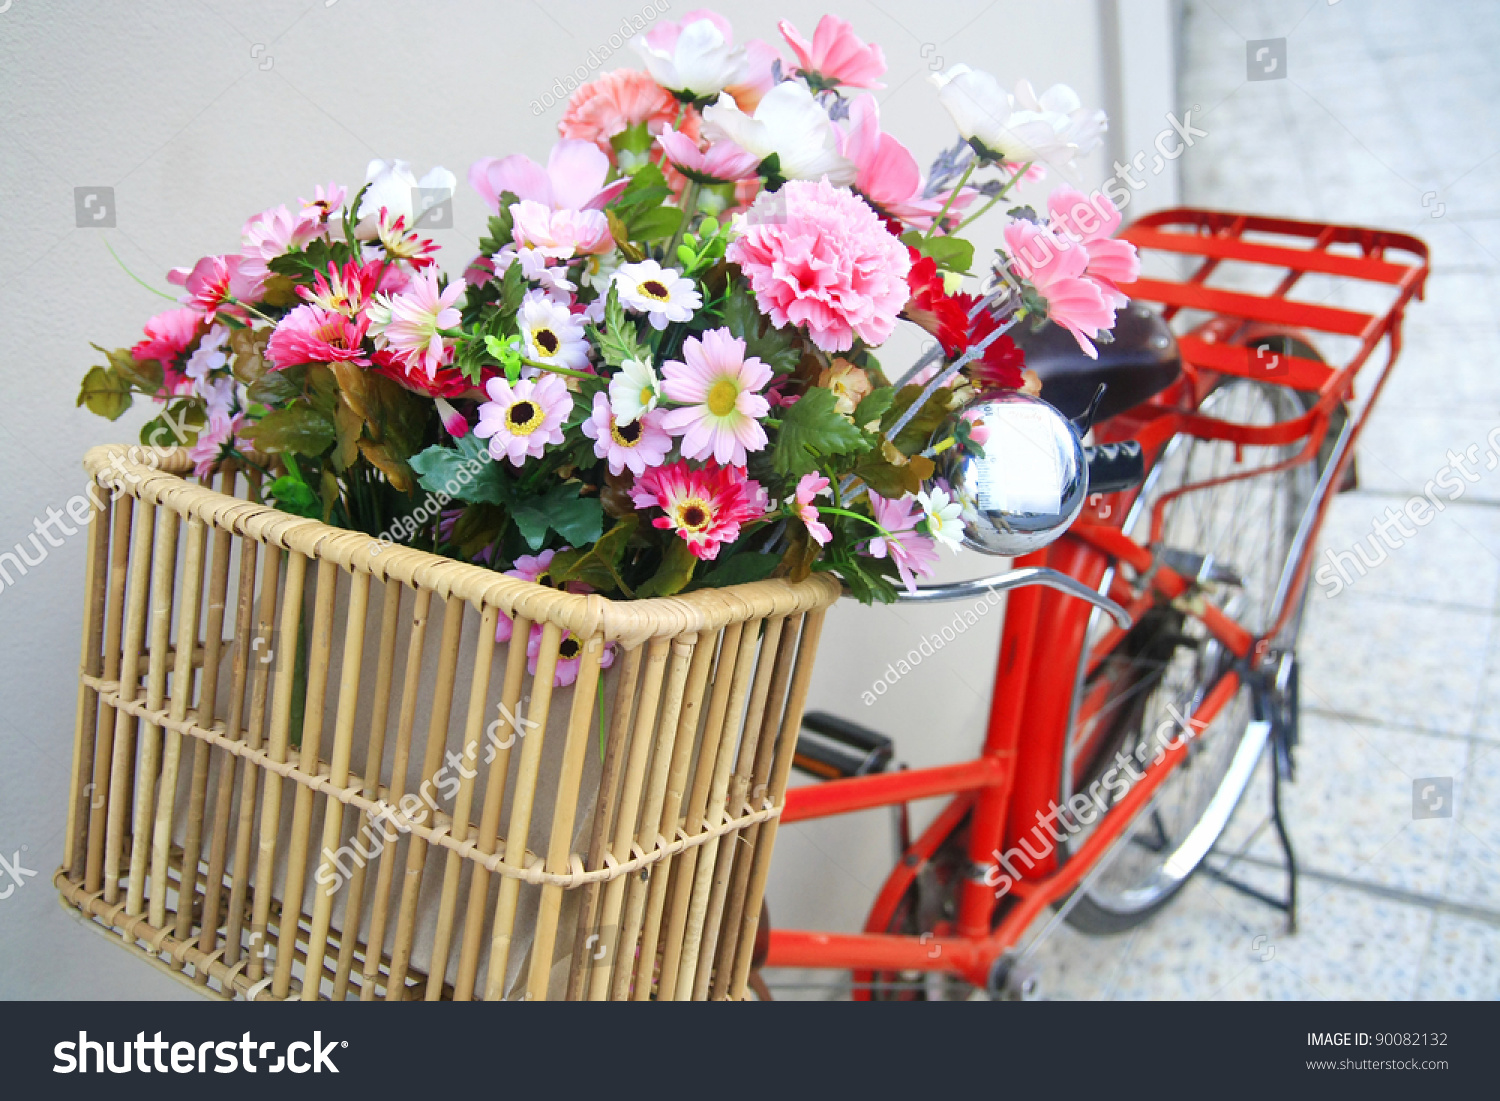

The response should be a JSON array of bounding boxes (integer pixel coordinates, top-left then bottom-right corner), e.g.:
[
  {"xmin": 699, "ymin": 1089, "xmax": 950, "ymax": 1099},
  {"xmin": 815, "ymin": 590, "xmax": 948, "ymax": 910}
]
[{"xmin": 57, "ymin": 443, "xmax": 837, "ymax": 1001}]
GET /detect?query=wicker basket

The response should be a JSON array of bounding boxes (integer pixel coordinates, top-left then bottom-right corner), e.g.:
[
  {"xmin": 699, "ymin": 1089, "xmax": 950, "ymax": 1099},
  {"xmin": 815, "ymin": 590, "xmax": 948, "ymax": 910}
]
[{"xmin": 57, "ymin": 444, "xmax": 836, "ymax": 1001}]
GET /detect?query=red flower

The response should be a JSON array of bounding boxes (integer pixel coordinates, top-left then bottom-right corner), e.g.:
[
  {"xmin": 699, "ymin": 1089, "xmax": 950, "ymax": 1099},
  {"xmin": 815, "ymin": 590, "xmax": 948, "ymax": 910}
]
[
  {"xmin": 901, "ymin": 247, "xmax": 1026, "ymax": 391},
  {"xmin": 369, "ymin": 348, "xmax": 485, "ymax": 399}
]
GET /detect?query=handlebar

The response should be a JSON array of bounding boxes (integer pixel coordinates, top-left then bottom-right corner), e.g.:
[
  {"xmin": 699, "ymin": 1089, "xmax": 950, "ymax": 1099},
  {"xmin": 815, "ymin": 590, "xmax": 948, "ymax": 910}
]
[{"xmin": 888, "ymin": 565, "xmax": 1133, "ymax": 630}]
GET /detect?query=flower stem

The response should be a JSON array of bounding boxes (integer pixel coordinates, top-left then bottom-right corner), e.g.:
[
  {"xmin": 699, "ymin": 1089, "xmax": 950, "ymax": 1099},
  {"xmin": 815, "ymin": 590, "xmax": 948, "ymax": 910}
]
[
  {"xmin": 666, "ymin": 180, "xmax": 701, "ymax": 261},
  {"xmin": 954, "ymin": 160, "xmax": 1033, "ymax": 233},
  {"xmin": 819, "ymin": 506, "xmax": 894, "ymax": 539},
  {"xmin": 104, "ymin": 240, "xmax": 178, "ymax": 302},
  {"xmin": 923, "ymin": 159, "xmax": 975, "ymax": 241}
]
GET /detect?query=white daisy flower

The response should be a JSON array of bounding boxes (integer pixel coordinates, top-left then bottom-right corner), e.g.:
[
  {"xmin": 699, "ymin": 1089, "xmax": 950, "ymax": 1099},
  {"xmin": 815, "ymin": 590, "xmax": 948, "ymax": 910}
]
[
  {"xmin": 517, "ymin": 289, "xmax": 590, "ymax": 372},
  {"xmin": 608, "ymin": 356, "xmax": 661, "ymax": 426},
  {"xmin": 917, "ymin": 486, "xmax": 966, "ymax": 553},
  {"xmin": 612, "ymin": 259, "xmax": 702, "ymax": 330}
]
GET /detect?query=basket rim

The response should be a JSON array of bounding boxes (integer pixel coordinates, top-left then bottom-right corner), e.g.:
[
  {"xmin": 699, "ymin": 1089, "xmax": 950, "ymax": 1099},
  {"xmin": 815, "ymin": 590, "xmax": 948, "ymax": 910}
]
[{"xmin": 83, "ymin": 444, "xmax": 840, "ymax": 645}]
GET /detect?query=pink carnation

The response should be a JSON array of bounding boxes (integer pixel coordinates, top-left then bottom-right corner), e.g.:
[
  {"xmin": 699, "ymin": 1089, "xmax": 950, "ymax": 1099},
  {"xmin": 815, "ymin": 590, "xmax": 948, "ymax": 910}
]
[
  {"xmin": 727, "ymin": 178, "xmax": 911, "ymax": 353},
  {"xmin": 559, "ymin": 68, "xmax": 680, "ymax": 155}
]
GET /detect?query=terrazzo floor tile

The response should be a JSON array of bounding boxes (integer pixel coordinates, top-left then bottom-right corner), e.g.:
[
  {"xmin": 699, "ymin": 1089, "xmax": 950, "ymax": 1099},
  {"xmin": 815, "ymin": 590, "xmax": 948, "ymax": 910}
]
[
  {"xmin": 1440, "ymin": 741, "xmax": 1500, "ymax": 910},
  {"xmin": 1414, "ymin": 912, "xmax": 1500, "ymax": 999},
  {"xmin": 1297, "ymin": 592, "xmax": 1492, "ymax": 736}
]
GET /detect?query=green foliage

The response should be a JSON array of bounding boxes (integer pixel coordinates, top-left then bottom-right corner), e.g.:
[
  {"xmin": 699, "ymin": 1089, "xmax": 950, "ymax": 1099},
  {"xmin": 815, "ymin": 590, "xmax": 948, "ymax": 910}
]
[
  {"xmin": 546, "ymin": 516, "xmax": 639, "ymax": 595},
  {"xmin": 587, "ymin": 284, "xmax": 650, "ymax": 369},
  {"xmin": 720, "ymin": 284, "xmax": 801, "ymax": 374},
  {"xmin": 477, "ymin": 193, "xmax": 519, "ymax": 255},
  {"xmin": 634, "ymin": 537, "xmax": 697, "ymax": 598},
  {"xmin": 509, "ymin": 482, "xmax": 604, "ymax": 551},
  {"xmin": 410, "ymin": 435, "xmax": 504, "ymax": 506},
  {"xmin": 696, "ymin": 550, "xmax": 779, "ymax": 589},
  {"xmin": 76, "ymin": 366, "xmax": 132, "ymax": 420},
  {"xmin": 902, "ymin": 230, "xmax": 974, "ymax": 275},
  {"xmin": 817, "ymin": 552, "xmax": 898, "ymax": 604},
  {"xmin": 267, "ymin": 473, "xmax": 321, "ymax": 519},
  {"xmin": 674, "ymin": 215, "xmax": 731, "ymax": 276},
  {"xmin": 243, "ymin": 406, "xmax": 335, "ymax": 455},
  {"xmin": 773, "ymin": 387, "xmax": 870, "ymax": 477},
  {"xmin": 884, "ymin": 383, "xmax": 956, "ymax": 455}
]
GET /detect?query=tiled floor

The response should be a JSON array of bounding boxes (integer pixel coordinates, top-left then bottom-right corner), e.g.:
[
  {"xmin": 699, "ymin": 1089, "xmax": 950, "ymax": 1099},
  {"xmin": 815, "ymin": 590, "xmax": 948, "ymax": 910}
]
[
  {"xmin": 1018, "ymin": 0, "xmax": 1500, "ymax": 1001},
  {"xmin": 756, "ymin": 0, "xmax": 1500, "ymax": 1002}
]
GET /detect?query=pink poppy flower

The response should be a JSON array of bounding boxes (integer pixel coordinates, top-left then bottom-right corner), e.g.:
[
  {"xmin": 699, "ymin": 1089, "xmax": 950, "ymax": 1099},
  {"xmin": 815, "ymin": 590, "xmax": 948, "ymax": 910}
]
[
  {"xmin": 842, "ymin": 96, "xmax": 976, "ymax": 230},
  {"xmin": 132, "ymin": 307, "xmax": 206, "ymax": 370},
  {"xmin": 239, "ymin": 203, "xmax": 326, "ymax": 285},
  {"xmin": 629, "ymin": 458, "xmax": 768, "ymax": 561},
  {"xmin": 725, "ymin": 38, "xmax": 782, "ymax": 113},
  {"xmin": 265, "ymin": 304, "xmax": 371, "ymax": 370},
  {"xmin": 865, "ymin": 492, "xmax": 939, "ymax": 594},
  {"xmin": 659, "ymin": 327, "xmax": 772, "ymax": 467},
  {"xmin": 792, "ymin": 473, "xmax": 832, "ymax": 546},
  {"xmin": 581, "ymin": 392, "xmax": 673, "ymax": 477},
  {"xmin": 778, "ymin": 14, "xmax": 886, "ymax": 90},
  {"xmin": 1046, "ymin": 186, "xmax": 1140, "ymax": 307},
  {"xmin": 526, "ymin": 623, "xmax": 616, "ymax": 688},
  {"xmin": 509, "ymin": 199, "xmax": 613, "ymax": 258},
  {"xmin": 378, "ymin": 269, "xmax": 466, "ymax": 380},
  {"xmin": 1003, "ymin": 219, "xmax": 1115, "ymax": 358},
  {"xmin": 655, "ymin": 130, "xmax": 761, "ymax": 184},
  {"xmin": 474, "ymin": 373, "xmax": 571, "ymax": 467},
  {"xmin": 727, "ymin": 178, "xmax": 911, "ymax": 353},
  {"xmin": 560, "ymin": 68, "xmax": 681, "ymax": 155},
  {"xmin": 170, "ymin": 254, "xmax": 263, "ymax": 318},
  {"xmin": 469, "ymin": 139, "xmax": 629, "ymax": 215}
]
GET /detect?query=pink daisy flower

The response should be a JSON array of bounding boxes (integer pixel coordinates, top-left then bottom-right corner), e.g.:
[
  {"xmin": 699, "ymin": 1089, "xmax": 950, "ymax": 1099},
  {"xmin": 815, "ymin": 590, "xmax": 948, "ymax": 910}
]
[
  {"xmin": 580, "ymin": 391, "xmax": 672, "ymax": 477},
  {"xmin": 265, "ymin": 304, "xmax": 371, "ymax": 370},
  {"xmin": 727, "ymin": 178, "xmax": 911, "ymax": 353},
  {"xmin": 298, "ymin": 259, "xmax": 383, "ymax": 317},
  {"xmin": 378, "ymin": 269, "xmax": 465, "ymax": 380},
  {"xmin": 132, "ymin": 307, "xmax": 205, "ymax": 370},
  {"xmin": 474, "ymin": 373, "xmax": 570, "ymax": 467},
  {"xmin": 659, "ymin": 328, "xmax": 772, "ymax": 467},
  {"xmin": 791, "ymin": 472, "xmax": 832, "ymax": 546},
  {"xmin": 495, "ymin": 548, "xmax": 589, "ymax": 642},
  {"xmin": 239, "ymin": 203, "xmax": 326, "ymax": 285},
  {"xmin": 526, "ymin": 623, "xmax": 616, "ymax": 688},
  {"xmin": 170, "ymin": 254, "xmax": 263, "ymax": 319},
  {"xmin": 865, "ymin": 492, "xmax": 940, "ymax": 594},
  {"xmin": 629, "ymin": 458, "xmax": 768, "ymax": 561},
  {"xmin": 187, "ymin": 410, "xmax": 245, "ymax": 478}
]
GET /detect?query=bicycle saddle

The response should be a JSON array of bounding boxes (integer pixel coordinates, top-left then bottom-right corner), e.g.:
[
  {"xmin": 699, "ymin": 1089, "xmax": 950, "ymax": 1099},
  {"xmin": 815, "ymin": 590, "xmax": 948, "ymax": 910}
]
[{"xmin": 1013, "ymin": 300, "xmax": 1181, "ymax": 425}]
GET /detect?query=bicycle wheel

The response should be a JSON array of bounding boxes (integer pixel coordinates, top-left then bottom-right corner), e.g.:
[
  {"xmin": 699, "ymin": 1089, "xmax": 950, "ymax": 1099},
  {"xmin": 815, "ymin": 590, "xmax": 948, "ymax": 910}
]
[{"xmin": 1058, "ymin": 375, "xmax": 1319, "ymax": 934}]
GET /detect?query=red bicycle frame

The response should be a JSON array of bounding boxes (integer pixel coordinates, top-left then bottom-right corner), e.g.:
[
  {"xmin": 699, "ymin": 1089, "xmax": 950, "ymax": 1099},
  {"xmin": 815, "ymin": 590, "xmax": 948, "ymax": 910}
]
[{"xmin": 764, "ymin": 209, "xmax": 1429, "ymax": 991}]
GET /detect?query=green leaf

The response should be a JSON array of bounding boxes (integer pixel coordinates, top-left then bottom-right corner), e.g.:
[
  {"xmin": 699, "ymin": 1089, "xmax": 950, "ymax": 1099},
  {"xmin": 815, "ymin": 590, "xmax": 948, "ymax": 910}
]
[
  {"xmin": 266, "ymin": 474, "xmax": 321, "ymax": 519},
  {"xmin": 696, "ymin": 551, "xmax": 779, "ymax": 589},
  {"xmin": 587, "ymin": 284, "xmax": 649, "ymax": 368},
  {"xmin": 547, "ymin": 515, "xmax": 639, "ymax": 595},
  {"xmin": 884, "ymin": 383, "xmax": 956, "ymax": 455},
  {"xmin": 614, "ymin": 163, "xmax": 672, "ymax": 211},
  {"xmin": 854, "ymin": 386, "xmax": 896, "ymax": 430},
  {"xmin": 477, "ymin": 194, "xmax": 519, "ymax": 255},
  {"xmin": 819, "ymin": 554, "xmax": 898, "ymax": 605},
  {"xmin": 409, "ymin": 436, "xmax": 504, "ymax": 506},
  {"xmin": 773, "ymin": 387, "xmax": 871, "ymax": 477},
  {"xmin": 77, "ymin": 366, "xmax": 132, "ymax": 420},
  {"xmin": 92, "ymin": 344, "xmax": 163, "ymax": 393},
  {"xmin": 720, "ymin": 284, "xmax": 800, "ymax": 374},
  {"xmin": 625, "ymin": 204, "xmax": 683, "ymax": 243},
  {"xmin": 635, "ymin": 537, "xmax": 697, "ymax": 598},
  {"xmin": 901, "ymin": 230, "xmax": 974, "ymax": 275},
  {"xmin": 496, "ymin": 259, "xmax": 526, "ymax": 319},
  {"xmin": 509, "ymin": 483, "xmax": 604, "ymax": 551},
  {"xmin": 246, "ymin": 366, "xmax": 306, "ymax": 407},
  {"xmin": 243, "ymin": 405, "xmax": 335, "ymax": 455}
]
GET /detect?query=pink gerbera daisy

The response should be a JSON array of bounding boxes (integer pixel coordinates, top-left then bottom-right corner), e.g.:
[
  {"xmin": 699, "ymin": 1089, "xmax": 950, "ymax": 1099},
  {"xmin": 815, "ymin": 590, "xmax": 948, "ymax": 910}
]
[
  {"xmin": 378, "ymin": 269, "xmax": 465, "ymax": 380},
  {"xmin": 474, "ymin": 373, "xmax": 571, "ymax": 466},
  {"xmin": 629, "ymin": 458, "xmax": 768, "ymax": 561},
  {"xmin": 659, "ymin": 328, "xmax": 772, "ymax": 467},
  {"xmin": 526, "ymin": 623, "xmax": 617, "ymax": 687},
  {"xmin": 494, "ymin": 548, "xmax": 594, "ymax": 642},
  {"xmin": 265, "ymin": 304, "xmax": 371, "ymax": 370},
  {"xmin": 132, "ymin": 307, "xmax": 205, "ymax": 371},
  {"xmin": 865, "ymin": 492, "xmax": 940, "ymax": 593},
  {"xmin": 791, "ymin": 472, "xmax": 832, "ymax": 546},
  {"xmin": 580, "ymin": 392, "xmax": 672, "ymax": 477}
]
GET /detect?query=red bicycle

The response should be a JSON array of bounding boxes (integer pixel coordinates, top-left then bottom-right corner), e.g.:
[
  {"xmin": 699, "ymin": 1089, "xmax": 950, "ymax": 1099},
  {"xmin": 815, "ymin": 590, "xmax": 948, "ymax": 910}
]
[{"xmin": 755, "ymin": 208, "xmax": 1429, "ymax": 998}]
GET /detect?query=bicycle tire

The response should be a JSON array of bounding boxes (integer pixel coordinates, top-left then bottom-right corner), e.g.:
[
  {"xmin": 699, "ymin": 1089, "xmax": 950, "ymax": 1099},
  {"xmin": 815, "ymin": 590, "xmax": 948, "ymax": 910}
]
[{"xmin": 1058, "ymin": 361, "xmax": 1324, "ymax": 935}]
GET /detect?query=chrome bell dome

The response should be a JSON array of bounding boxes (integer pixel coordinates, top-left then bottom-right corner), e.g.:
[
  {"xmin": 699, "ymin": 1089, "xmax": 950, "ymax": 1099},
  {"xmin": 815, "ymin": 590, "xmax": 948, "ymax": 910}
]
[{"xmin": 936, "ymin": 390, "xmax": 1088, "ymax": 557}]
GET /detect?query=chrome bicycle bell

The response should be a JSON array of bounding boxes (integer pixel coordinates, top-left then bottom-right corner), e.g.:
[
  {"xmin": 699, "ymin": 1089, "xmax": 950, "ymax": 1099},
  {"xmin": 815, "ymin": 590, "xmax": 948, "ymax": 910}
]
[{"xmin": 936, "ymin": 390, "xmax": 1088, "ymax": 556}]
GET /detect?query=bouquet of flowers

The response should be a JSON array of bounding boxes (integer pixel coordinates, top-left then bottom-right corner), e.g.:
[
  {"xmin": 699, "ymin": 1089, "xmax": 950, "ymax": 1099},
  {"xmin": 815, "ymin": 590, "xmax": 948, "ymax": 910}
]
[{"xmin": 78, "ymin": 9, "xmax": 1138, "ymax": 621}]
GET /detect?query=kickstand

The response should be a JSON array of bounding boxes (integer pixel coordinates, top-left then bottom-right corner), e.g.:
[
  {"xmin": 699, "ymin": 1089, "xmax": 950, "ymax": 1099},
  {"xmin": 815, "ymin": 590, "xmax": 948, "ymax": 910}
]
[{"xmin": 1201, "ymin": 656, "xmax": 1299, "ymax": 933}]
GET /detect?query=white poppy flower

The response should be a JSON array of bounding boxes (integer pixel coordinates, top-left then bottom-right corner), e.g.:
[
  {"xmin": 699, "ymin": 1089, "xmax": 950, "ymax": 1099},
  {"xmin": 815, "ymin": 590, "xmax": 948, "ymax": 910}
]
[
  {"xmin": 356, "ymin": 159, "xmax": 457, "ymax": 234},
  {"xmin": 634, "ymin": 16, "xmax": 748, "ymax": 100},
  {"xmin": 930, "ymin": 65, "xmax": 1105, "ymax": 173}
]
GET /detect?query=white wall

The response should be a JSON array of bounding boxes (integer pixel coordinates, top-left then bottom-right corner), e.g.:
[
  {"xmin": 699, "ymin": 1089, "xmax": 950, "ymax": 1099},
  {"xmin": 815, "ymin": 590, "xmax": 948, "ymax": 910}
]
[{"xmin": 0, "ymin": 0, "xmax": 1175, "ymax": 996}]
